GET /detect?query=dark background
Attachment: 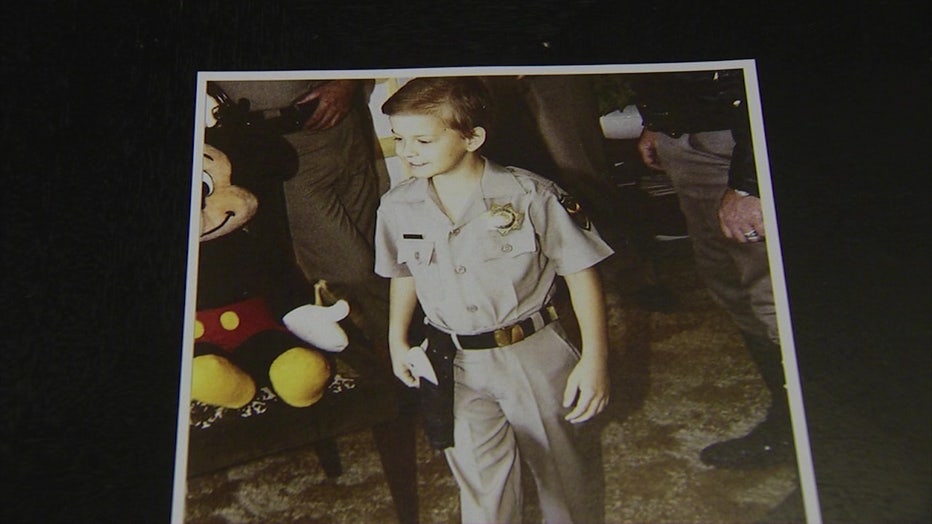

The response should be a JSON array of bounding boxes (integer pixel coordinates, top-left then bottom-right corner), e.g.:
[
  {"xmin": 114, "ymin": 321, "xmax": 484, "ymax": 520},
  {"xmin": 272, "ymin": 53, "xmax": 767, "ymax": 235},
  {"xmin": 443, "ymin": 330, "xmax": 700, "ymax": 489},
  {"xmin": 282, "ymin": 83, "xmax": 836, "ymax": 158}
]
[{"xmin": 3, "ymin": 1, "xmax": 929, "ymax": 521}]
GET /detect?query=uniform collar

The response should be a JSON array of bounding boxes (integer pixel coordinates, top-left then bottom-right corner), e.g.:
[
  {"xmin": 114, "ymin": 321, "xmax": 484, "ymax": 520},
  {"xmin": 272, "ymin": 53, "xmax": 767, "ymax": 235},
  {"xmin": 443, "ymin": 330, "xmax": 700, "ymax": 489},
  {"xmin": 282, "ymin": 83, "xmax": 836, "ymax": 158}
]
[
  {"xmin": 453, "ymin": 159, "xmax": 526, "ymax": 227},
  {"xmin": 478, "ymin": 159, "xmax": 528, "ymax": 199}
]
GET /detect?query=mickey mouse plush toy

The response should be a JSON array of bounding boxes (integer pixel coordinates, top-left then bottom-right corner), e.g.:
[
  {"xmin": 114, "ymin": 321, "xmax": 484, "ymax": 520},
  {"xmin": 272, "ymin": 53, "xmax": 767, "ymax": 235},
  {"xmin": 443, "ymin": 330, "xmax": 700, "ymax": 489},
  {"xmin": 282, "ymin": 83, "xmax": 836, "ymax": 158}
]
[{"xmin": 192, "ymin": 127, "xmax": 349, "ymax": 409}]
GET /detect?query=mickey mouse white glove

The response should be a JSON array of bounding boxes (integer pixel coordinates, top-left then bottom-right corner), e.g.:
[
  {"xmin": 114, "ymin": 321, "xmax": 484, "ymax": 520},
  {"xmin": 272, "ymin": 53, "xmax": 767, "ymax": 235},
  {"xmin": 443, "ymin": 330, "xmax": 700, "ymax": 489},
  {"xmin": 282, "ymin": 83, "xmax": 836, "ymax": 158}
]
[{"xmin": 282, "ymin": 300, "xmax": 350, "ymax": 352}]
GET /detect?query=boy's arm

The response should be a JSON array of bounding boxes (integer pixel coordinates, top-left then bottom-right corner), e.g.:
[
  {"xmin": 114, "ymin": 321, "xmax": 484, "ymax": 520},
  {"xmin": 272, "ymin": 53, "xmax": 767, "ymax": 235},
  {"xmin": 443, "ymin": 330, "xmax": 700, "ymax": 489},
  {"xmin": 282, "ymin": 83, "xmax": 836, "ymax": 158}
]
[
  {"xmin": 388, "ymin": 276, "xmax": 420, "ymax": 387},
  {"xmin": 562, "ymin": 266, "xmax": 611, "ymax": 424}
]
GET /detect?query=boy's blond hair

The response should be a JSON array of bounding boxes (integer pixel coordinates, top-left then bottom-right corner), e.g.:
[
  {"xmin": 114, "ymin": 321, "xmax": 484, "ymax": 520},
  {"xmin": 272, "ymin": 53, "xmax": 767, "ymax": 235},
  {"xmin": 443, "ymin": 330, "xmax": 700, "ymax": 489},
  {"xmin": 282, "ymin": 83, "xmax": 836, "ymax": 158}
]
[{"xmin": 381, "ymin": 76, "xmax": 494, "ymax": 139}]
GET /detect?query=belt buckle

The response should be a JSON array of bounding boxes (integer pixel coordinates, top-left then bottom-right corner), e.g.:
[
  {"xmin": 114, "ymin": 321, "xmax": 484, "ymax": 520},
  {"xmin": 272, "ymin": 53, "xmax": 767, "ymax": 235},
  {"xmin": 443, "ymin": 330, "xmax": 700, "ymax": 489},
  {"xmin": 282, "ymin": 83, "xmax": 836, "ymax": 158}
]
[{"xmin": 493, "ymin": 324, "xmax": 525, "ymax": 347}]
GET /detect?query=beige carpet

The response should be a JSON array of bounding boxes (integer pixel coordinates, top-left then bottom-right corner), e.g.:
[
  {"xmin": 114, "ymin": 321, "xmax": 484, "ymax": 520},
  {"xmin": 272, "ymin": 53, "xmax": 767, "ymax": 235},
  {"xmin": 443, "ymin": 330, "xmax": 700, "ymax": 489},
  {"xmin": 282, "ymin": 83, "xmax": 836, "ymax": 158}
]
[{"xmin": 183, "ymin": 239, "xmax": 802, "ymax": 523}]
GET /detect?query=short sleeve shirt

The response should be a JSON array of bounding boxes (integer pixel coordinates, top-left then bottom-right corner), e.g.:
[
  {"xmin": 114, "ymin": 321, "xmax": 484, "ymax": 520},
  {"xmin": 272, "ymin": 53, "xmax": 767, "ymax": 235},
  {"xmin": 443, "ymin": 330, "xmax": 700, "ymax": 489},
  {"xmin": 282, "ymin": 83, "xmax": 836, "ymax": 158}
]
[{"xmin": 375, "ymin": 159, "xmax": 613, "ymax": 335}]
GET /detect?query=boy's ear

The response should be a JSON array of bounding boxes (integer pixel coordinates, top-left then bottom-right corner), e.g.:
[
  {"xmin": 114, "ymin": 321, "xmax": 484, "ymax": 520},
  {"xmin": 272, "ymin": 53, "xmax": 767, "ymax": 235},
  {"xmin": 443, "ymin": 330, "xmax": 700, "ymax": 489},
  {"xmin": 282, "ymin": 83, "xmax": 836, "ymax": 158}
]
[{"xmin": 465, "ymin": 126, "xmax": 487, "ymax": 152}]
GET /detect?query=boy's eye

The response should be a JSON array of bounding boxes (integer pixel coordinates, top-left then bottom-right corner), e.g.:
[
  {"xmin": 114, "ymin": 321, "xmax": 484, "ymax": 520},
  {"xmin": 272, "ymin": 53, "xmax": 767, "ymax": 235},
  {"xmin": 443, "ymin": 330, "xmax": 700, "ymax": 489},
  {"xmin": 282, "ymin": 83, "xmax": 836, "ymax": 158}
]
[{"xmin": 417, "ymin": 139, "xmax": 432, "ymax": 144}]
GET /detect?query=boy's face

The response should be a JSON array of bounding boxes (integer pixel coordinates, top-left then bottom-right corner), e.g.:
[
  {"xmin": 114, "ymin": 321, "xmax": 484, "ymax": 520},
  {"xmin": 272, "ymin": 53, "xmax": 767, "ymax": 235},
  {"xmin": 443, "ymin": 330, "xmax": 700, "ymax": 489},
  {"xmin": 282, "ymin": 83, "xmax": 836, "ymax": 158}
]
[{"xmin": 389, "ymin": 113, "xmax": 484, "ymax": 179}]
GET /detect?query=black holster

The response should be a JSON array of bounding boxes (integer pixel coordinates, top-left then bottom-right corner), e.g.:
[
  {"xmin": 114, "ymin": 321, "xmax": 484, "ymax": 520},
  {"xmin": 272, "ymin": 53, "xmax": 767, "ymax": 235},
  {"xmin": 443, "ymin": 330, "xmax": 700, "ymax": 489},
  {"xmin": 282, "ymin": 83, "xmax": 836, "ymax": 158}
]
[{"xmin": 419, "ymin": 324, "xmax": 457, "ymax": 449}]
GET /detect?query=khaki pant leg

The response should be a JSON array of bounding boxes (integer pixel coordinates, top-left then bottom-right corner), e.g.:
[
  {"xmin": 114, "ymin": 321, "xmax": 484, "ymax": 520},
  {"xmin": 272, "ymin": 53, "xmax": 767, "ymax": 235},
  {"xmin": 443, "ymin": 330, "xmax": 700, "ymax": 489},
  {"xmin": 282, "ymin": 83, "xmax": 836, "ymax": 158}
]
[
  {"xmin": 445, "ymin": 323, "xmax": 604, "ymax": 524},
  {"xmin": 282, "ymin": 103, "xmax": 389, "ymax": 344},
  {"xmin": 445, "ymin": 355, "xmax": 523, "ymax": 524},
  {"xmin": 656, "ymin": 131, "xmax": 778, "ymax": 342},
  {"xmin": 504, "ymin": 324, "xmax": 604, "ymax": 524}
]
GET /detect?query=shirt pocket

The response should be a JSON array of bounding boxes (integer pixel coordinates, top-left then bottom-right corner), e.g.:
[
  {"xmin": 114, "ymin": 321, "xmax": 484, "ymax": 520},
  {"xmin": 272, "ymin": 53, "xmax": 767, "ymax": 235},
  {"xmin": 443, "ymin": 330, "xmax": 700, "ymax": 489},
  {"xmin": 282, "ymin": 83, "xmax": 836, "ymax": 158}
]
[
  {"xmin": 480, "ymin": 227, "xmax": 537, "ymax": 262},
  {"xmin": 397, "ymin": 239, "xmax": 436, "ymax": 267},
  {"xmin": 397, "ymin": 239, "xmax": 444, "ymax": 304},
  {"xmin": 472, "ymin": 228, "xmax": 539, "ymax": 320}
]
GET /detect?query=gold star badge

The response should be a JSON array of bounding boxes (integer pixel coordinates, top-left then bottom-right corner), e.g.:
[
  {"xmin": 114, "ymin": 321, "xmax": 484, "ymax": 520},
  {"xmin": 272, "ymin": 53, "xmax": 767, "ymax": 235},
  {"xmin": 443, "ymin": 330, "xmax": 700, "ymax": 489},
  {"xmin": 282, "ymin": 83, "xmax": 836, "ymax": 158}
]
[{"xmin": 485, "ymin": 203, "xmax": 525, "ymax": 236}]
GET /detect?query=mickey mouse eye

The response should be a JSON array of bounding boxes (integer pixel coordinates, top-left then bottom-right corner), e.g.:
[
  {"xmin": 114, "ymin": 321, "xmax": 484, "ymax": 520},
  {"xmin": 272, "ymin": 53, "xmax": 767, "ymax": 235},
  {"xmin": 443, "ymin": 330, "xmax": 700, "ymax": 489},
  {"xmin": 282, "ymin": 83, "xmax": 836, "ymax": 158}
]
[{"xmin": 202, "ymin": 171, "xmax": 215, "ymax": 197}]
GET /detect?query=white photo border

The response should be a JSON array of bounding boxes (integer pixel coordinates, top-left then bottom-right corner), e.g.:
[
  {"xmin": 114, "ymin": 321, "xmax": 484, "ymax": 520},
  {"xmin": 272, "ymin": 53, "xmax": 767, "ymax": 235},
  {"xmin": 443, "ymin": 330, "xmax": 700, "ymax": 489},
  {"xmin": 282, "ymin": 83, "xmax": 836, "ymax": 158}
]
[{"xmin": 172, "ymin": 60, "xmax": 821, "ymax": 523}]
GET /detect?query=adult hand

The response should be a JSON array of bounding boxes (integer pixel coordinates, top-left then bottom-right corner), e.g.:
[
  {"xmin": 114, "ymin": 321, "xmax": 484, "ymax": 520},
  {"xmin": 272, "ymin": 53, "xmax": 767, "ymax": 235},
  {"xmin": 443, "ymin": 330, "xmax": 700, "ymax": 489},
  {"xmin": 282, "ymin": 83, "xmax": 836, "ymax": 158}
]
[
  {"xmin": 637, "ymin": 128, "xmax": 665, "ymax": 171},
  {"xmin": 294, "ymin": 79, "xmax": 359, "ymax": 131},
  {"xmin": 719, "ymin": 189, "xmax": 765, "ymax": 243},
  {"xmin": 563, "ymin": 355, "xmax": 610, "ymax": 424}
]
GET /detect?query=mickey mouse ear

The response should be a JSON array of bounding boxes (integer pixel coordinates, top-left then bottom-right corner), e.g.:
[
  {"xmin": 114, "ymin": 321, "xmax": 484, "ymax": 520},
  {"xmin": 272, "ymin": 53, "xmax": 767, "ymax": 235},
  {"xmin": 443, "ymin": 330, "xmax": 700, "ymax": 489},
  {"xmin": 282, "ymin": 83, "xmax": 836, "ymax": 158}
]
[{"xmin": 204, "ymin": 126, "xmax": 298, "ymax": 186}]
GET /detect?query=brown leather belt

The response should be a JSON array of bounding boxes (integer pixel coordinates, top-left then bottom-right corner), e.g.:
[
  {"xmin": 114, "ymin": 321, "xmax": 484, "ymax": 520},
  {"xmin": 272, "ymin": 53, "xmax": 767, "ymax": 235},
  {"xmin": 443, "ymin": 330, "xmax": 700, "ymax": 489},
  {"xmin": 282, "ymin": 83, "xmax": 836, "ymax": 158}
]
[{"xmin": 450, "ymin": 304, "xmax": 559, "ymax": 349}]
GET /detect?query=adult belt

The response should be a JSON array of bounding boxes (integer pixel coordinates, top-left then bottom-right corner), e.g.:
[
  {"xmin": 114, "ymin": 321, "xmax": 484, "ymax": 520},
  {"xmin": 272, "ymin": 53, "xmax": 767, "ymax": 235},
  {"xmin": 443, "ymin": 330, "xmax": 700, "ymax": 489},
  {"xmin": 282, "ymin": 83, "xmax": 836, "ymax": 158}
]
[
  {"xmin": 450, "ymin": 304, "xmax": 559, "ymax": 349},
  {"xmin": 208, "ymin": 82, "xmax": 319, "ymax": 135},
  {"xmin": 237, "ymin": 100, "xmax": 319, "ymax": 134}
]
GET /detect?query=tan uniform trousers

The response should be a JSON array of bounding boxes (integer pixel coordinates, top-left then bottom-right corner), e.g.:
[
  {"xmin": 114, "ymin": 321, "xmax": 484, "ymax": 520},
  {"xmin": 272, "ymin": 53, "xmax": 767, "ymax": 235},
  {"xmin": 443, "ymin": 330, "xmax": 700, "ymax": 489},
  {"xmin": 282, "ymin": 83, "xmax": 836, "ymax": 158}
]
[
  {"xmin": 444, "ymin": 322, "xmax": 604, "ymax": 524},
  {"xmin": 281, "ymin": 104, "xmax": 389, "ymax": 345},
  {"xmin": 655, "ymin": 130, "xmax": 778, "ymax": 343}
]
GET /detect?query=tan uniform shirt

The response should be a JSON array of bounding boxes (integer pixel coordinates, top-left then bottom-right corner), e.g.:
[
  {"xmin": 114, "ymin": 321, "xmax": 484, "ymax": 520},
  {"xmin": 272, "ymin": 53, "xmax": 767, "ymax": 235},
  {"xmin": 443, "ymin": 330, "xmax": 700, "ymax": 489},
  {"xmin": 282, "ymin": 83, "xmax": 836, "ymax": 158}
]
[{"xmin": 375, "ymin": 159, "xmax": 613, "ymax": 335}]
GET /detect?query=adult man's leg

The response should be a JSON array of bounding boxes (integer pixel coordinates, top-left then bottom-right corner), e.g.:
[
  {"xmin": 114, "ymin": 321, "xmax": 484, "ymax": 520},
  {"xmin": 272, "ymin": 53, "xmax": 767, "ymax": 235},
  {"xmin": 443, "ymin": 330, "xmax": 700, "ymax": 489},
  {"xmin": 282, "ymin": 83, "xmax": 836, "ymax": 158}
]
[
  {"xmin": 282, "ymin": 102, "xmax": 389, "ymax": 350},
  {"xmin": 657, "ymin": 131, "xmax": 794, "ymax": 469}
]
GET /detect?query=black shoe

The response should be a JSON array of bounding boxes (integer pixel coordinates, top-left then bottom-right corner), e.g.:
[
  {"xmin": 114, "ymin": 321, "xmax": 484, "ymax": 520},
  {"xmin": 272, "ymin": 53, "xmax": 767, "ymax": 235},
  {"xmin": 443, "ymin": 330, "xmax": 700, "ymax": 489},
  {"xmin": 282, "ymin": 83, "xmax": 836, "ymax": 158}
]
[
  {"xmin": 700, "ymin": 424, "xmax": 794, "ymax": 469},
  {"xmin": 633, "ymin": 284, "xmax": 677, "ymax": 312}
]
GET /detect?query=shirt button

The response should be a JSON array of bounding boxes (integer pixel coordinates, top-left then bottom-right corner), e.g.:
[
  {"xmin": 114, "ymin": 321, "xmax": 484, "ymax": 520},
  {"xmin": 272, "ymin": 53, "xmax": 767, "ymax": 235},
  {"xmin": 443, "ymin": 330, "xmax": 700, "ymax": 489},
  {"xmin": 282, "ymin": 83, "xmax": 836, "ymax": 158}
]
[
  {"xmin": 501, "ymin": 244, "xmax": 513, "ymax": 253},
  {"xmin": 451, "ymin": 227, "xmax": 461, "ymax": 236},
  {"xmin": 466, "ymin": 305, "xmax": 478, "ymax": 313},
  {"xmin": 455, "ymin": 266, "xmax": 466, "ymax": 274}
]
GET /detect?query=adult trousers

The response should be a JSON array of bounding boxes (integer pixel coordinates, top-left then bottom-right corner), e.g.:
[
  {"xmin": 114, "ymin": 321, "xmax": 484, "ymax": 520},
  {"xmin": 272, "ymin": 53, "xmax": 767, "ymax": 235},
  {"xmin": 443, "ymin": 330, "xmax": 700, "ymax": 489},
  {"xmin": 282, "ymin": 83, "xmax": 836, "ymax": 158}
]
[
  {"xmin": 281, "ymin": 103, "xmax": 389, "ymax": 345},
  {"xmin": 654, "ymin": 130, "xmax": 778, "ymax": 343}
]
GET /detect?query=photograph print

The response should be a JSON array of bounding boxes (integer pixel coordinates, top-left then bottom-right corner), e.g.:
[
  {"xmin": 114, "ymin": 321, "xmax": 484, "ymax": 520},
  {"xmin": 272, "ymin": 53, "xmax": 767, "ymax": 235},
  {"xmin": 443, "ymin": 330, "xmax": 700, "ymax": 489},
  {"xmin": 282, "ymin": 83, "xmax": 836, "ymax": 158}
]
[{"xmin": 172, "ymin": 61, "xmax": 820, "ymax": 523}]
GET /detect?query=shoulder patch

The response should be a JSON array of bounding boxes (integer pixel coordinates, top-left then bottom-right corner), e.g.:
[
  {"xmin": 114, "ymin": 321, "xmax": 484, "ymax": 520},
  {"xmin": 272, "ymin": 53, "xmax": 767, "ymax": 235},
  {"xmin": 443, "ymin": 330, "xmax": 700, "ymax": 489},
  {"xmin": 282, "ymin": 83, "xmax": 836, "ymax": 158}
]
[{"xmin": 558, "ymin": 193, "xmax": 591, "ymax": 230}]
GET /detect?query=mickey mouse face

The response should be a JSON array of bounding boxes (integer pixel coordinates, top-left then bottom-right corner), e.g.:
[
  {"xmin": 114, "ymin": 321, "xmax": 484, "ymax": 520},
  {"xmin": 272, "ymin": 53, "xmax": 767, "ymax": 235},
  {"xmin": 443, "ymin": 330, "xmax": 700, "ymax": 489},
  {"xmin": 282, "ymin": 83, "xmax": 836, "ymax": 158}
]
[{"xmin": 200, "ymin": 144, "xmax": 258, "ymax": 242}]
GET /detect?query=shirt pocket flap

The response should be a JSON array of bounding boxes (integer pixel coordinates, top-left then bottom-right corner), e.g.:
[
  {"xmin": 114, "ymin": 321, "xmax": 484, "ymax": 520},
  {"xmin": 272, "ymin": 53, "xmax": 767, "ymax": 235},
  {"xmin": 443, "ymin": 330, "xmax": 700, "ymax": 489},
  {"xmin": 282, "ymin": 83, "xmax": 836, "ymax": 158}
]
[
  {"xmin": 481, "ymin": 228, "xmax": 537, "ymax": 261},
  {"xmin": 398, "ymin": 239, "xmax": 435, "ymax": 266}
]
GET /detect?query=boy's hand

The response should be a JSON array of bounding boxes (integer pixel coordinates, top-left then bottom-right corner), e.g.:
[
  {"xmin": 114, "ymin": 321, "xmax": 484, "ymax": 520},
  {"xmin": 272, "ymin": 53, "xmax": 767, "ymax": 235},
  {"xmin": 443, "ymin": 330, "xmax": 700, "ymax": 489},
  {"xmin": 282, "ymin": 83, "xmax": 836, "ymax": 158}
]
[
  {"xmin": 562, "ymin": 267, "xmax": 611, "ymax": 424},
  {"xmin": 389, "ymin": 342, "xmax": 419, "ymax": 388},
  {"xmin": 562, "ymin": 354, "xmax": 610, "ymax": 424},
  {"xmin": 387, "ymin": 277, "xmax": 420, "ymax": 388}
]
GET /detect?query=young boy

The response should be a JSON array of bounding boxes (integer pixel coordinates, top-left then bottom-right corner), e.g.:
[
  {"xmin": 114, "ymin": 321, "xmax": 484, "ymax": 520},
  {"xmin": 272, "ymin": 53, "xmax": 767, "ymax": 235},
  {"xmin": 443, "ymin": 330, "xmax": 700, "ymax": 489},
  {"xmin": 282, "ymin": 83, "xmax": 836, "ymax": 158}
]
[{"xmin": 374, "ymin": 77, "xmax": 612, "ymax": 524}]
